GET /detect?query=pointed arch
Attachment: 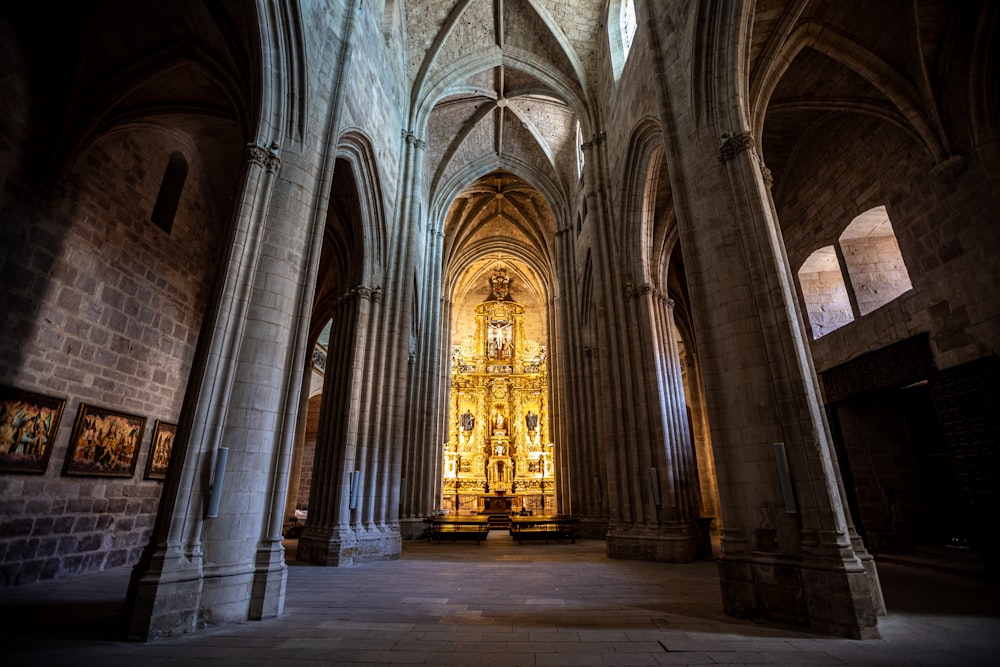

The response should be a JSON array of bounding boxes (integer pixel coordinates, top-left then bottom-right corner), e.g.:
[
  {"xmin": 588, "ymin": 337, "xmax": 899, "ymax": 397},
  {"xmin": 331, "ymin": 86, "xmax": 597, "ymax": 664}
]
[
  {"xmin": 750, "ymin": 20, "xmax": 947, "ymax": 164},
  {"xmin": 410, "ymin": 0, "xmax": 588, "ymax": 122},
  {"xmin": 619, "ymin": 117, "xmax": 668, "ymax": 288},
  {"xmin": 336, "ymin": 129, "xmax": 390, "ymax": 283}
]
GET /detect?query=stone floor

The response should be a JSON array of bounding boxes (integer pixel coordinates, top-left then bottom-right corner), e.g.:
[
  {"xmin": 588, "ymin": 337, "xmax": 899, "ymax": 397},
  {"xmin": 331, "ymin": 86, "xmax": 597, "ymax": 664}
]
[{"xmin": 2, "ymin": 532, "xmax": 999, "ymax": 666}]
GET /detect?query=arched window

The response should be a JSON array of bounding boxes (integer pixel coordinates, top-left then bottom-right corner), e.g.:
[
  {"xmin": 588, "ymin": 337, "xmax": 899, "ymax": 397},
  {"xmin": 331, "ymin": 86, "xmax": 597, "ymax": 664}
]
[
  {"xmin": 575, "ymin": 120, "xmax": 585, "ymax": 181},
  {"xmin": 151, "ymin": 152, "xmax": 188, "ymax": 234},
  {"xmin": 620, "ymin": 0, "xmax": 637, "ymax": 58},
  {"xmin": 839, "ymin": 206, "xmax": 912, "ymax": 315},
  {"xmin": 608, "ymin": 0, "xmax": 638, "ymax": 82},
  {"xmin": 796, "ymin": 205, "xmax": 913, "ymax": 339},
  {"xmin": 798, "ymin": 245, "xmax": 855, "ymax": 338}
]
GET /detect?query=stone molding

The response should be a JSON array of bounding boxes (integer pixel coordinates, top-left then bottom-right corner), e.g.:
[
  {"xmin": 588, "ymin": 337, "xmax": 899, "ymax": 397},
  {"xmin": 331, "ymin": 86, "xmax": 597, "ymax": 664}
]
[
  {"xmin": 312, "ymin": 345, "xmax": 327, "ymax": 373},
  {"xmin": 246, "ymin": 142, "xmax": 282, "ymax": 174},
  {"xmin": 335, "ymin": 284, "xmax": 383, "ymax": 307},
  {"xmin": 623, "ymin": 282, "xmax": 674, "ymax": 307},
  {"xmin": 718, "ymin": 132, "xmax": 755, "ymax": 162},
  {"xmin": 402, "ymin": 129, "xmax": 426, "ymax": 150}
]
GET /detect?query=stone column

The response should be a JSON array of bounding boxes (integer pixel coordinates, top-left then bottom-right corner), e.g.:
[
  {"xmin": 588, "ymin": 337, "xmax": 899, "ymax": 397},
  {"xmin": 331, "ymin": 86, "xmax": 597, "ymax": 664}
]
[
  {"xmin": 552, "ymin": 222, "xmax": 606, "ymax": 535},
  {"xmin": 643, "ymin": 0, "xmax": 882, "ymax": 638},
  {"xmin": 396, "ymin": 130, "xmax": 439, "ymax": 536},
  {"xmin": 651, "ymin": 292, "xmax": 702, "ymax": 522},
  {"xmin": 579, "ymin": 130, "xmax": 699, "ymax": 561},
  {"xmin": 608, "ymin": 283, "xmax": 701, "ymax": 561},
  {"xmin": 126, "ymin": 142, "xmax": 304, "ymax": 639},
  {"xmin": 297, "ymin": 285, "xmax": 393, "ymax": 565},
  {"xmin": 710, "ymin": 131, "xmax": 880, "ymax": 637}
]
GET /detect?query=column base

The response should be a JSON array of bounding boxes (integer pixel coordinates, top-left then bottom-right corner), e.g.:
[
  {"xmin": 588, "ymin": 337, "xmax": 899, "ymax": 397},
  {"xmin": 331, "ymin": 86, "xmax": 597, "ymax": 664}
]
[
  {"xmin": 249, "ymin": 538, "xmax": 287, "ymax": 620},
  {"xmin": 606, "ymin": 521, "xmax": 700, "ymax": 562},
  {"xmin": 125, "ymin": 544, "xmax": 206, "ymax": 641},
  {"xmin": 848, "ymin": 532, "xmax": 886, "ymax": 616},
  {"xmin": 718, "ymin": 552, "xmax": 880, "ymax": 639},
  {"xmin": 298, "ymin": 523, "xmax": 402, "ymax": 566}
]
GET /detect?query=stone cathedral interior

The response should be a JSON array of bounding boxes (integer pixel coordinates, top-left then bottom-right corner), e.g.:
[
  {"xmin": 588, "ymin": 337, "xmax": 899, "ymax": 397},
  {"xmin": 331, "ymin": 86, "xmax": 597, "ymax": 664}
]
[{"xmin": 1, "ymin": 0, "xmax": 998, "ymax": 651}]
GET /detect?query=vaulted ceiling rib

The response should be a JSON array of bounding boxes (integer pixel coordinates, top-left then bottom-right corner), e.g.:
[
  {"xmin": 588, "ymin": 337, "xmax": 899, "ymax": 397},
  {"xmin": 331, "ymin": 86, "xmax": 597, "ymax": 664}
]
[{"xmin": 402, "ymin": 1, "xmax": 604, "ymax": 310}]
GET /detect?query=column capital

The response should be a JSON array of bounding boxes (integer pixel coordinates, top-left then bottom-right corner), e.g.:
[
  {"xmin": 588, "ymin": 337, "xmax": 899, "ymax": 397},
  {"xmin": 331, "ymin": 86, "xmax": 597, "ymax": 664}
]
[
  {"xmin": 312, "ymin": 346, "xmax": 327, "ymax": 373},
  {"xmin": 581, "ymin": 131, "xmax": 606, "ymax": 151},
  {"xmin": 623, "ymin": 283, "xmax": 672, "ymax": 306},
  {"xmin": 717, "ymin": 132, "xmax": 755, "ymax": 163},
  {"xmin": 246, "ymin": 142, "xmax": 282, "ymax": 173},
  {"xmin": 402, "ymin": 129, "xmax": 427, "ymax": 150},
  {"xmin": 335, "ymin": 284, "xmax": 383, "ymax": 307},
  {"xmin": 761, "ymin": 164, "xmax": 774, "ymax": 189}
]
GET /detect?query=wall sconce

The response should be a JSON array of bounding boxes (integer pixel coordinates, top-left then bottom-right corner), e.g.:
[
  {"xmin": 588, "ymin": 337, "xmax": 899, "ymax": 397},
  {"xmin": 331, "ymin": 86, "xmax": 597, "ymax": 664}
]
[
  {"xmin": 205, "ymin": 447, "xmax": 229, "ymax": 518},
  {"xmin": 349, "ymin": 470, "xmax": 361, "ymax": 510},
  {"xmin": 773, "ymin": 442, "xmax": 797, "ymax": 514}
]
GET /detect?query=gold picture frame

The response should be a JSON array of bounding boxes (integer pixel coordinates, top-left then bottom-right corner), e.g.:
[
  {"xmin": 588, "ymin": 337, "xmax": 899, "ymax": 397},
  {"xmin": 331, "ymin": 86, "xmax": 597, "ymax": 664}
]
[
  {"xmin": 0, "ymin": 386, "xmax": 66, "ymax": 474},
  {"xmin": 144, "ymin": 420, "xmax": 176, "ymax": 481},
  {"xmin": 63, "ymin": 403, "xmax": 145, "ymax": 478}
]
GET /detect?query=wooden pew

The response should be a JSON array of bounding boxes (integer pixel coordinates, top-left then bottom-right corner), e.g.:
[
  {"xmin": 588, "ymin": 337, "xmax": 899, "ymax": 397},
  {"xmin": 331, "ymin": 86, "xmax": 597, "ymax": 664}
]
[
  {"xmin": 509, "ymin": 515, "xmax": 578, "ymax": 544},
  {"xmin": 425, "ymin": 516, "xmax": 490, "ymax": 544}
]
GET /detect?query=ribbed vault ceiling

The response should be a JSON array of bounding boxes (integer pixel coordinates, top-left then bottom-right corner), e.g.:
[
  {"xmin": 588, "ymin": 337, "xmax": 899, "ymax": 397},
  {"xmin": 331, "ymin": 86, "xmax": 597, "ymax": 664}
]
[{"xmin": 407, "ymin": 0, "xmax": 605, "ymax": 311}]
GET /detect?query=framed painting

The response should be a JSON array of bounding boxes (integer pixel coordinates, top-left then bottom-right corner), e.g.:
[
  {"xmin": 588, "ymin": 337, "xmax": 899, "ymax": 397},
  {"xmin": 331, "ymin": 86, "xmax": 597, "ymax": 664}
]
[
  {"xmin": 63, "ymin": 403, "xmax": 146, "ymax": 478},
  {"xmin": 0, "ymin": 386, "xmax": 66, "ymax": 474},
  {"xmin": 144, "ymin": 420, "xmax": 176, "ymax": 481}
]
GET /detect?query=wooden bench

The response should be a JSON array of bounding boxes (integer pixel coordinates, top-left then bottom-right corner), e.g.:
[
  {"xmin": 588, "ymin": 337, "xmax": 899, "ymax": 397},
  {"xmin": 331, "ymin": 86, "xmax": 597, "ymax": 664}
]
[
  {"xmin": 425, "ymin": 516, "xmax": 490, "ymax": 544},
  {"xmin": 509, "ymin": 515, "xmax": 578, "ymax": 544}
]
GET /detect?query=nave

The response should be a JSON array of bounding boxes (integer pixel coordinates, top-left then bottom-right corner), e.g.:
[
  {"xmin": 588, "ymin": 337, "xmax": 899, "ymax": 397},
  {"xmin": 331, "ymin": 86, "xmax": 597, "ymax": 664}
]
[{"xmin": 3, "ymin": 535, "xmax": 999, "ymax": 665}]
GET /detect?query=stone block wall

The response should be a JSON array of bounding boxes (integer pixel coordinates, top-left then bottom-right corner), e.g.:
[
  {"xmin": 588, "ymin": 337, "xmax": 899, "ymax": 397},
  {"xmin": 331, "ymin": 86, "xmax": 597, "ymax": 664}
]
[
  {"xmin": 840, "ymin": 232, "xmax": 912, "ymax": 317},
  {"xmin": 0, "ymin": 125, "xmax": 225, "ymax": 585},
  {"xmin": 0, "ymin": 476, "xmax": 160, "ymax": 585},
  {"xmin": 775, "ymin": 113, "xmax": 999, "ymax": 374},
  {"xmin": 296, "ymin": 394, "xmax": 322, "ymax": 511},
  {"xmin": 339, "ymin": 1, "xmax": 405, "ymax": 214}
]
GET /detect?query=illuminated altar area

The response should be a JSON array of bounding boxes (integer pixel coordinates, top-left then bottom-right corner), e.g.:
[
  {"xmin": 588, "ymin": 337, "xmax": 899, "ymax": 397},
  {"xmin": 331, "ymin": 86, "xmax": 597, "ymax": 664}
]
[{"xmin": 443, "ymin": 267, "xmax": 555, "ymax": 514}]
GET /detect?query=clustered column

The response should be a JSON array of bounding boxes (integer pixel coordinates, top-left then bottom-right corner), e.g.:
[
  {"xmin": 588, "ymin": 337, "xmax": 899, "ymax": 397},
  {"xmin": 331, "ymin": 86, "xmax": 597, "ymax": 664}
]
[{"xmin": 296, "ymin": 285, "xmax": 395, "ymax": 565}]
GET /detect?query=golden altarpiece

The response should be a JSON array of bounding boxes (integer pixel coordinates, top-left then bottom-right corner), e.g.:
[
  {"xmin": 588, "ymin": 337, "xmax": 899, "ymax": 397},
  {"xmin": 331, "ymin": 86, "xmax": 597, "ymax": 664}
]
[{"xmin": 443, "ymin": 269, "xmax": 555, "ymax": 514}]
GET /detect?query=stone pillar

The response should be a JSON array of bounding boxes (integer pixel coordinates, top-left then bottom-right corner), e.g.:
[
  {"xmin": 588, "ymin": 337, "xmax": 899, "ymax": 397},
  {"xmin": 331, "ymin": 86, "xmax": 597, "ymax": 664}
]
[
  {"xmin": 297, "ymin": 285, "xmax": 399, "ymax": 565},
  {"xmin": 552, "ymin": 221, "xmax": 606, "ymax": 536},
  {"xmin": 578, "ymin": 130, "xmax": 699, "ymax": 561},
  {"xmin": 643, "ymin": 0, "xmax": 882, "ymax": 638},
  {"xmin": 126, "ymin": 141, "xmax": 311, "ymax": 638},
  {"xmin": 652, "ymin": 292, "xmax": 703, "ymax": 519},
  {"xmin": 397, "ymin": 130, "xmax": 439, "ymax": 537},
  {"xmin": 606, "ymin": 283, "xmax": 701, "ymax": 561},
  {"xmin": 712, "ymin": 132, "xmax": 879, "ymax": 638}
]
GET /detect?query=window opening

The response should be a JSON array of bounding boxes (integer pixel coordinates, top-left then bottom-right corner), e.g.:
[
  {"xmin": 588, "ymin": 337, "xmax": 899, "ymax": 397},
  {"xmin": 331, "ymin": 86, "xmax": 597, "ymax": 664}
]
[
  {"xmin": 151, "ymin": 152, "xmax": 188, "ymax": 234},
  {"xmin": 621, "ymin": 0, "xmax": 637, "ymax": 60},
  {"xmin": 839, "ymin": 205, "xmax": 912, "ymax": 316},
  {"xmin": 798, "ymin": 245, "xmax": 855, "ymax": 338}
]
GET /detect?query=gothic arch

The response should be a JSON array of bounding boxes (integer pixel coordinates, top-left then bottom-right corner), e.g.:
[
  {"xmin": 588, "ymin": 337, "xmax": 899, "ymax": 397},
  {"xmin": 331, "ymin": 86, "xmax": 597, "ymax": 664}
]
[
  {"xmin": 619, "ymin": 117, "xmax": 666, "ymax": 288},
  {"xmin": 337, "ymin": 129, "xmax": 390, "ymax": 282},
  {"xmin": 431, "ymin": 153, "xmax": 567, "ymax": 241},
  {"xmin": 409, "ymin": 0, "xmax": 589, "ymax": 131},
  {"xmin": 750, "ymin": 20, "xmax": 948, "ymax": 165}
]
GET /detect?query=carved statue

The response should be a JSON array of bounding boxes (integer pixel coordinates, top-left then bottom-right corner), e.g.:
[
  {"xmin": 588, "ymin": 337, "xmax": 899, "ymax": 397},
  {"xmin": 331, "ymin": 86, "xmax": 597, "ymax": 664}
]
[
  {"xmin": 460, "ymin": 410, "xmax": 474, "ymax": 431},
  {"xmin": 525, "ymin": 410, "xmax": 538, "ymax": 432}
]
